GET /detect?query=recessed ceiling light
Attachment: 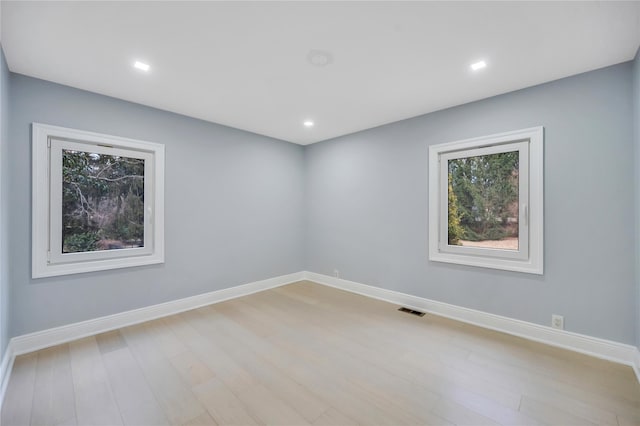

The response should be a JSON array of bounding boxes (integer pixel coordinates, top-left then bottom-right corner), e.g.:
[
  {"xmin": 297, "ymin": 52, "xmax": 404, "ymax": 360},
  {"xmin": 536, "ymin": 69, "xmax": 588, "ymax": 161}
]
[
  {"xmin": 134, "ymin": 61, "xmax": 150, "ymax": 72},
  {"xmin": 303, "ymin": 120, "xmax": 314, "ymax": 127},
  {"xmin": 471, "ymin": 60, "xmax": 487, "ymax": 71}
]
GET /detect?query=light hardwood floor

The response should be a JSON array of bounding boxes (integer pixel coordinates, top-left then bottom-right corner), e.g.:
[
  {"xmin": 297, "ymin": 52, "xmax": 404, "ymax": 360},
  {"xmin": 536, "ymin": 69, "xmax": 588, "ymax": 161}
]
[{"xmin": 2, "ymin": 281, "xmax": 640, "ymax": 426}]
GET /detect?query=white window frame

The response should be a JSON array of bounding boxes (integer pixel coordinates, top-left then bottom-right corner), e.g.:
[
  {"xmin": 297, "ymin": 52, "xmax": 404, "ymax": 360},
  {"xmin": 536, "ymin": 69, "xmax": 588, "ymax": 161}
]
[
  {"xmin": 428, "ymin": 127, "xmax": 543, "ymax": 274},
  {"xmin": 32, "ymin": 123, "xmax": 165, "ymax": 278}
]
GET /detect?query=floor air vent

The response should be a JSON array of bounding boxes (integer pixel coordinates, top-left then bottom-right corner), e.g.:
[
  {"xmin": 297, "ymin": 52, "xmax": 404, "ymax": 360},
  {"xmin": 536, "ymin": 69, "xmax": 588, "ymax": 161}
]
[{"xmin": 398, "ymin": 307, "xmax": 425, "ymax": 317}]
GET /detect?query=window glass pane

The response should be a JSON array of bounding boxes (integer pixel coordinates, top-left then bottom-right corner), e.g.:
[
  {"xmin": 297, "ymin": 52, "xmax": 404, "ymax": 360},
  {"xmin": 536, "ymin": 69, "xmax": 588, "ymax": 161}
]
[
  {"xmin": 447, "ymin": 151, "xmax": 519, "ymax": 250},
  {"xmin": 62, "ymin": 149, "xmax": 145, "ymax": 253}
]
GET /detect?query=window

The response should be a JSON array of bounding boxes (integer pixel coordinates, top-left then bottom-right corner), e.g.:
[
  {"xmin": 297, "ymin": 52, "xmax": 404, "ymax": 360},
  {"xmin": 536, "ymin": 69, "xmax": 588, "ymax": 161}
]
[
  {"xmin": 429, "ymin": 127, "xmax": 543, "ymax": 274},
  {"xmin": 32, "ymin": 123, "xmax": 165, "ymax": 278}
]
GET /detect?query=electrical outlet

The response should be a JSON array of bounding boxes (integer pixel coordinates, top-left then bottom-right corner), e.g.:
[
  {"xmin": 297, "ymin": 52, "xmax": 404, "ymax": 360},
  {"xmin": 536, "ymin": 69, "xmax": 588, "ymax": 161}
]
[
  {"xmin": 333, "ymin": 269, "xmax": 340, "ymax": 278},
  {"xmin": 551, "ymin": 314, "xmax": 564, "ymax": 330}
]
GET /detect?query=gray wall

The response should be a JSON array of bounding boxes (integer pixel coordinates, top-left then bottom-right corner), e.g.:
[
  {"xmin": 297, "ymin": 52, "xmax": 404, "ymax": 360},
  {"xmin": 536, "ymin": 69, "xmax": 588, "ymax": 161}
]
[
  {"xmin": 4, "ymin": 57, "xmax": 638, "ymax": 347},
  {"xmin": 634, "ymin": 48, "xmax": 640, "ymax": 348},
  {"xmin": 0, "ymin": 47, "xmax": 9, "ymax": 355},
  {"xmin": 305, "ymin": 63, "xmax": 636, "ymax": 345},
  {"xmin": 9, "ymin": 74, "xmax": 305, "ymax": 337}
]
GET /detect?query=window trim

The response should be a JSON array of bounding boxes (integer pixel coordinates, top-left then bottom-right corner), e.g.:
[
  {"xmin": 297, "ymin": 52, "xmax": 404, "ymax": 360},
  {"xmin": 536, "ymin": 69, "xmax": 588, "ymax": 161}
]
[
  {"xmin": 32, "ymin": 123, "xmax": 165, "ymax": 278},
  {"xmin": 428, "ymin": 127, "xmax": 544, "ymax": 274}
]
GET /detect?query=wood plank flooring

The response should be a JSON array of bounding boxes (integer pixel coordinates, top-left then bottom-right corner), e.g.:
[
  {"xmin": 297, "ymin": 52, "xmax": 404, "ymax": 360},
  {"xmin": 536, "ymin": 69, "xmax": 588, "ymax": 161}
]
[{"xmin": 2, "ymin": 281, "xmax": 639, "ymax": 425}]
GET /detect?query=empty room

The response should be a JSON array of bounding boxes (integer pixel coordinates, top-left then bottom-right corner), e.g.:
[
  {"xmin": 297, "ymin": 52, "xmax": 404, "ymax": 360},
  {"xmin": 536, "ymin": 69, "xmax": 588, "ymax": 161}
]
[{"xmin": 0, "ymin": 1, "xmax": 640, "ymax": 425}]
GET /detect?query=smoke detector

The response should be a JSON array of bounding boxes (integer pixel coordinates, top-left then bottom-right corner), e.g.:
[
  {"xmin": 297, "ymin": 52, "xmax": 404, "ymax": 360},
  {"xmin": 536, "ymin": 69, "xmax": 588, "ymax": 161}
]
[{"xmin": 307, "ymin": 50, "xmax": 333, "ymax": 67}]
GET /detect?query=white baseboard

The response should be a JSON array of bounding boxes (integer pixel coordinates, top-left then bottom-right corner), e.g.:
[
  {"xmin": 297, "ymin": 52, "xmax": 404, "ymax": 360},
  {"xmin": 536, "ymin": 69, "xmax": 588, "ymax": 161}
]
[
  {"xmin": 9, "ymin": 271, "xmax": 304, "ymax": 357},
  {"xmin": 1, "ymin": 268, "xmax": 639, "ymax": 412},
  {"xmin": 0, "ymin": 343, "xmax": 14, "ymax": 413},
  {"xmin": 0, "ymin": 271, "xmax": 303, "ymax": 411},
  {"xmin": 634, "ymin": 348, "xmax": 640, "ymax": 383},
  {"xmin": 303, "ymin": 271, "xmax": 640, "ymax": 382}
]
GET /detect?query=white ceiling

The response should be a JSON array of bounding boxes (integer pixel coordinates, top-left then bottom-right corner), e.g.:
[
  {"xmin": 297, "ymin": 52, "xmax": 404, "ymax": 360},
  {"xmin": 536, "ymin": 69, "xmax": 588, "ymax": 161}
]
[{"xmin": 3, "ymin": 1, "xmax": 640, "ymax": 145}]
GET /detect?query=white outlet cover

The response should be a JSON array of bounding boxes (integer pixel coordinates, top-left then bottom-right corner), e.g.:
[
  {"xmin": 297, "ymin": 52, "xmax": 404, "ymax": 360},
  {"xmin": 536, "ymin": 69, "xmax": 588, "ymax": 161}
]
[{"xmin": 552, "ymin": 315, "xmax": 564, "ymax": 329}]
